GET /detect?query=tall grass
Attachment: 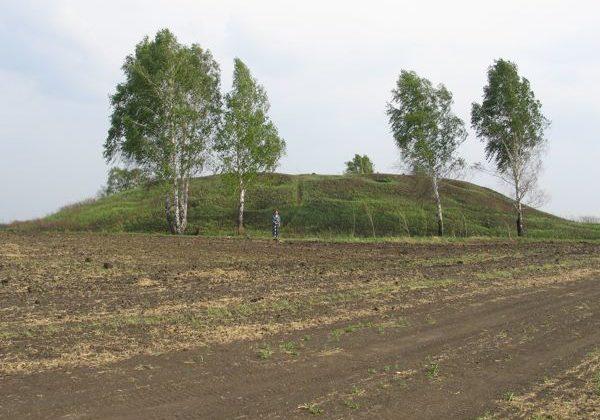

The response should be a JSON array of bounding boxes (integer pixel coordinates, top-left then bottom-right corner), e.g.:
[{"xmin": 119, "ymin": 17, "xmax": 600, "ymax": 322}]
[{"xmin": 9, "ymin": 173, "xmax": 600, "ymax": 240}]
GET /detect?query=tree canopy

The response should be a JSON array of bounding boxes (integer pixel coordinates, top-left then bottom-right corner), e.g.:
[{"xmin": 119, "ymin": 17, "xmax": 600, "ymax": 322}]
[
  {"xmin": 345, "ymin": 154, "xmax": 374, "ymax": 175},
  {"xmin": 471, "ymin": 59, "xmax": 548, "ymax": 173},
  {"xmin": 102, "ymin": 167, "xmax": 148, "ymax": 196},
  {"xmin": 104, "ymin": 29, "xmax": 221, "ymax": 233},
  {"xmin": 471, "ymin": 59, "xmax": 549, "ymax": 236},
  {"xmin": 387, "ymin": 70, "xmax": 467, "ymax": 235},
  {"xmin": 214, "ymin": 58, "xmax": 285, "ymax": 233},
  {"xmin": 387, "ymin": 70, "xmax": 466, "ymax": 178}
]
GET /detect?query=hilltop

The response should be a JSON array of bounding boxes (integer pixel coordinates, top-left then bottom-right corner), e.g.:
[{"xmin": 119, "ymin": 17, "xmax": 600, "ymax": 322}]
[{"xmin": 11, "ymin": 174, "xmax": 600, "ymax": 239}]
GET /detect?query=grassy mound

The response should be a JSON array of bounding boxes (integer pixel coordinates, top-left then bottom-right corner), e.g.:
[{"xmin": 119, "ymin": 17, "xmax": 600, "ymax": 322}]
[{"xmin": 12, "ymin": 173, "xmax": 600, "ymax": 239}]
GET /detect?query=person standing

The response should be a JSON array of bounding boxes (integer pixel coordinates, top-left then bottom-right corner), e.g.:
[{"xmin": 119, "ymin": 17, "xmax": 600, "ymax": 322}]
[{"xmin": 272, "ymin": 209, "xmax": 281, "ymax": 240}]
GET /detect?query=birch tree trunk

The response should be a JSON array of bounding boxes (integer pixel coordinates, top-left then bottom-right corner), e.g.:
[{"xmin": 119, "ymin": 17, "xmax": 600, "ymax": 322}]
[
  {"xmin": 178, "ymin": 178, "xmax": 189, "ymax": 234},
  {"xmin": 516, "ymin": 199, "xmax": 524, "ymax": 237},
  {"xmin": 514, "ymin": 177, "xmax": 524, "ymax": 237},
  {"xmin": 165, "ymin": 177, "xmax": 189, "ymax": 235},
  {"xmin": 172, "ymin": 177, "xmax": 181, "ymax": 233},
  {"xmin": 237, "ymin": 179, "xmax": 246, "ymax": 235},
  {"xmin": 432, "ymin": 175, "xmax": 444, "ymax": 236}
]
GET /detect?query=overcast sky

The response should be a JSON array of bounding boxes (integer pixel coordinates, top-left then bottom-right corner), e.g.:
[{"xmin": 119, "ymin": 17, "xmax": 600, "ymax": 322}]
[{"xmin": 1, "ymin": 0, "xmax": 599, "ymax": 222}]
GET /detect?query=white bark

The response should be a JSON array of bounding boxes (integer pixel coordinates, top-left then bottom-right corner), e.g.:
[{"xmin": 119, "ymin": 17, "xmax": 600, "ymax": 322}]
[
  {"xmin": 165, "ymin": 177, "xmax": 189, "ymax": 235},
  {"xmin": 238, "ymin": 181, "xmax": 246, "ymax": 234},
  {"xmin": 431, "ymin": 175, "xmax": 444, "ymax": 236},
  {"xmin": 179, "ymin": 178, "xmax": 189, "ymax": 233},
  {"xmin": 515, "ymin": 180, "xmax": 524, "ymax": 237},
  {"xmin": 498, "ymin": 136, "xmax": 543, "ymax": 237},
  {"xmin": 172, "ymin": 177, "xmax": 181, "ymax": 232}
]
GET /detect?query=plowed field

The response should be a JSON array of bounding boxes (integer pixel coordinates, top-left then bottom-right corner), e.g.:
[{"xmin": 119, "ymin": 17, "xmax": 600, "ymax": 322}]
[{"xmin": 1, "ymin": 233, "xmax": 599, "ymax": 419}]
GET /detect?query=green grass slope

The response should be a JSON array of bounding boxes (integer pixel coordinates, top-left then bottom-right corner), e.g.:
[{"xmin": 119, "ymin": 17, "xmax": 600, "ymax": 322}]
[{"xmin": 13, "ymin": 174, "xmax": 600, "ymax": 239}]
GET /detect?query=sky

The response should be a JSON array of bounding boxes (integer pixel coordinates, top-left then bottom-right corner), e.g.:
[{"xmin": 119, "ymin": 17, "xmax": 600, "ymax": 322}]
[{"xmin": 1, "ymin": 0, "xmax": 599, "ymax": 222}]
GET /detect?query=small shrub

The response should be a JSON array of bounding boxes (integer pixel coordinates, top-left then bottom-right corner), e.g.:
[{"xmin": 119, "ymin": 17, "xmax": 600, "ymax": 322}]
[
  {"xmin": 257, "ymin": 344, "xmax": 273, "ymax": 360},
  {"xmin": 298, "ymin": 402, "xmax": 323, "ymax": 415},
  {"xmin": 425, "ymin": 362, "xmax": 439, "ymax": 378},
  {"xmin": 503, "ymin": 391, "xmax": 515, "ymax": 402},
  {"xmin": 343, "ymin": 399, "xmax": 359, "ymax": 409}
]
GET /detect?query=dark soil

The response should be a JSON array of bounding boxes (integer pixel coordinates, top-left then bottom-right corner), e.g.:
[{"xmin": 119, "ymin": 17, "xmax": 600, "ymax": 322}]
[{"xmin": 1, "ymin": 232, "xmax": 599, "ymax": 419}]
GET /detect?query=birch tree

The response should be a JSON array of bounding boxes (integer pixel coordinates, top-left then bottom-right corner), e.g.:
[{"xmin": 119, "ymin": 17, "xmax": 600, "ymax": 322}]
[
  {"xmin": 104, "ymin": 29, "xmax": 221, "ymax": 234},
  {"xmin": 387, "ymin": 70, "xmax": 467, "ymax": 236},
  {"xmin": 471, "ymin": 59, "xmax": 549, "ymax": 237},
  {"xmin": 214, "ymin": 58, "xmax": 285, "ymax": 235}
]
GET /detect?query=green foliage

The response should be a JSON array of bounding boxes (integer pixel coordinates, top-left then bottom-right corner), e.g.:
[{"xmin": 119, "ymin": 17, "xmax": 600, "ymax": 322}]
[
  {"xmin": 214, "ymin": 58, "xmax": 285, "ymax": 232},
  {"xmin": 102, "ymin": 167, "xmax": 149, "ymax": 196},
  {"xmin": 343, "ymin": 399, "xmax": 359, "ymax": 410},
  {"xmin": 471, "ymin": 59, "xmax": 550, "ymax": 237},
  {"xmin": 257, "ymin": 344, "xmax": 273, "ymax": 360},
  {"xmin": 471, "ymin": 59, "xmax": 549, "ymax": 174},
  {"xmin": 387, "ymin": 70, "xmax": 467, "ymax": 178},
  {"xmin": 387, "ymin": 70, "xmax": 467, "ymax": 236},
  {"xmin": 503, "ymin": 391, "xmax": 515, "ymax": 402},
  {"xmin": 298, "ymin": 403, "xmax": 323, "ymax": 415},
  {"xmin": 104, "ymin": 29, "xmax": 221, "ymax": 178},
  {"xmin": 103, "ymin": 29, "xmax": 222, "ymax": 233},
  {"xmin": 425, "ymin": 361, "xmax": 440, "ymax": 378},
  {"xmin": 17, "ymin": 173, "xmax": 600, "ymax": 240},
  {"xmin": 345, "ymin": 154, "xmax": 374, "ymax": 175},
  {"xmin": 214, "ymin": 58, "xmax": 285, "ymax": 190}
]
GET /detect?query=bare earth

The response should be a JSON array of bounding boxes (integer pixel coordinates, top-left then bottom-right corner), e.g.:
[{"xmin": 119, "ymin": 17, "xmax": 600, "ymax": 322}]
[{"xmin": 1, "ymin": 232, "xmax": 599, "ymax": 419}]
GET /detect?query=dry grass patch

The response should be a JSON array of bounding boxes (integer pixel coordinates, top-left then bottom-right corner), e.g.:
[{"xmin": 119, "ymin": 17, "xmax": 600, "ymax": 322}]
[
  {"xmin": 494, "ymin": 350, "xmax": 600, "ymax": 419},
  {"xmin": 136, "ymin": 277, "xmax": 159, "ymax": 287}
]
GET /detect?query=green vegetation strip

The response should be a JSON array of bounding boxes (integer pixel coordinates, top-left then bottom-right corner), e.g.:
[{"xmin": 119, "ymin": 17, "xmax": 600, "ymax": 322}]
[{"xmin": 10, "ymin": 174, "xmax": 600, "ymax": 239}]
